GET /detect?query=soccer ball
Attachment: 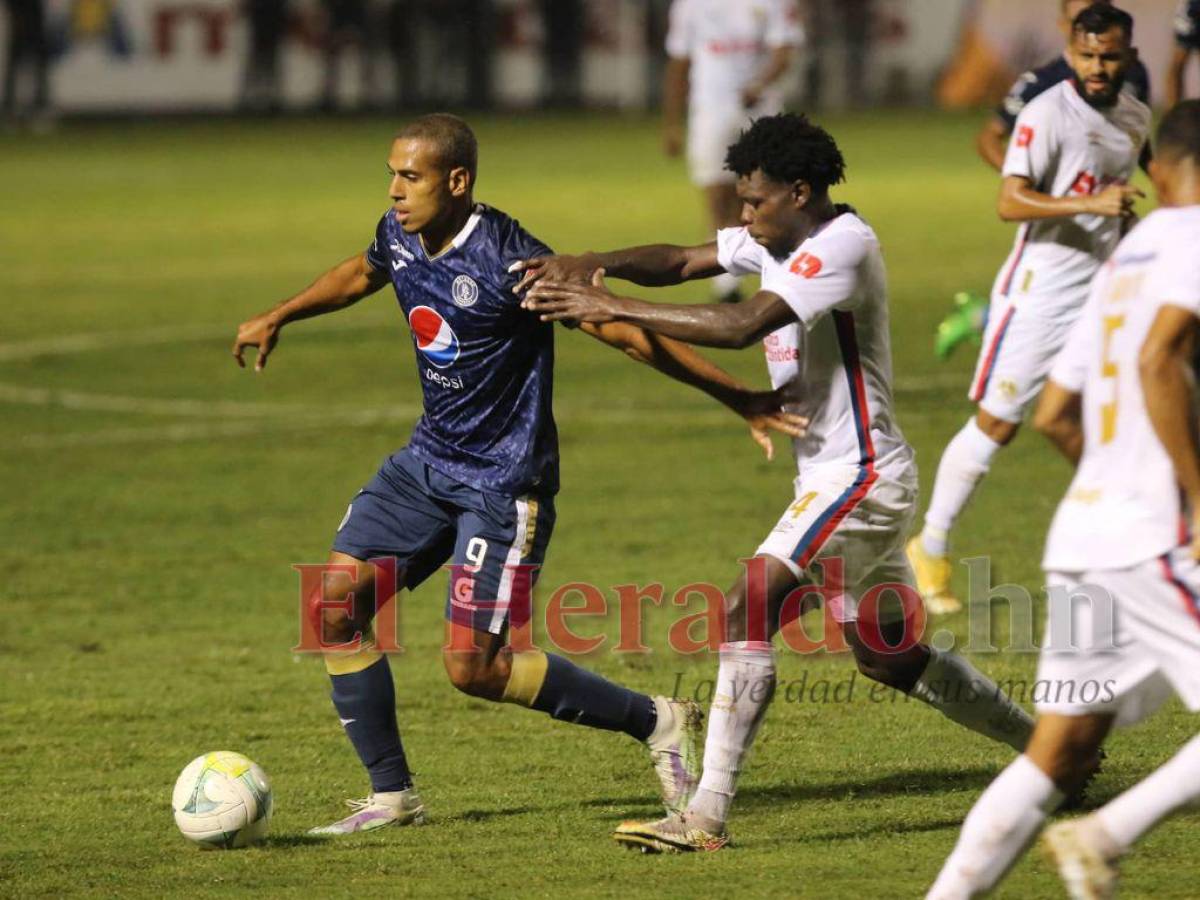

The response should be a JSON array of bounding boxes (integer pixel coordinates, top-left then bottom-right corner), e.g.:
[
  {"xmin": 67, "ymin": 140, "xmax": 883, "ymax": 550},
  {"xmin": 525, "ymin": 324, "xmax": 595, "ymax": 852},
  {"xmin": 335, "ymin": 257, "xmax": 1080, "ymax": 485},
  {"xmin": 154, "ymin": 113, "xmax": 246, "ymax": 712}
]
[{"xmin": 172, "ymin": 751, "xmax": 273, "ymax": 849}]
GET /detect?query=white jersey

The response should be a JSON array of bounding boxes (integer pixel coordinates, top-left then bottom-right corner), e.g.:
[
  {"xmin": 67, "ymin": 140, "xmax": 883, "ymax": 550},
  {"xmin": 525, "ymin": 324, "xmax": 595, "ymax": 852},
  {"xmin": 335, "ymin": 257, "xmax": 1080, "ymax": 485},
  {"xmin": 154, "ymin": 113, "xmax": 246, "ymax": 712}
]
[
  {"xmin": 717, "ymin": 211, "xmax": 914, "ymax": 483},
  {"xmin": 665, "ymin": 0, "xmax": 804, "ymax": 115},
  {"xmin": 996, "ymin": 81, "xmax": 1150, "ymax": 316},
  {"xmin": 1043, "ymin": 206, "xmax": 1200, "ymax": 572}
]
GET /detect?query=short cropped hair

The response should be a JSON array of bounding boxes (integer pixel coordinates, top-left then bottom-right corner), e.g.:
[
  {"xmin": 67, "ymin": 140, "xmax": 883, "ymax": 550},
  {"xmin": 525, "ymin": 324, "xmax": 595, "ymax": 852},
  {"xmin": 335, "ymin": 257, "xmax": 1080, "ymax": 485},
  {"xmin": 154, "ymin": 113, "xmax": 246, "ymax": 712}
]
[
  {"xmin": 724, "ymin": 113, "xmax": 847, "ymax": 194},
  {"xmin": 1072, "ymin": 3, "xmax": 1134, "ymax": 40},
  {"xmin": 1157, "ymin": 99, "xmax": 1200, "ymax": 163},
  {"xmin": 396, "ymin": 113, "xmax": 478, "ymax": 180}
]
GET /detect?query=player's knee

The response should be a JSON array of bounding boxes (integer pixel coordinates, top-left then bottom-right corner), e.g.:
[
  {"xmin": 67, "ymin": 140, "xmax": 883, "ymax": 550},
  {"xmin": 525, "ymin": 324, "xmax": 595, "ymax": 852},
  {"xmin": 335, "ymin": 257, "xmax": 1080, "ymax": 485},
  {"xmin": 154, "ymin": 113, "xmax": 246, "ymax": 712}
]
[{"xmin": 441, "ymin": 652, "xmax": 498, "ymax": 699}]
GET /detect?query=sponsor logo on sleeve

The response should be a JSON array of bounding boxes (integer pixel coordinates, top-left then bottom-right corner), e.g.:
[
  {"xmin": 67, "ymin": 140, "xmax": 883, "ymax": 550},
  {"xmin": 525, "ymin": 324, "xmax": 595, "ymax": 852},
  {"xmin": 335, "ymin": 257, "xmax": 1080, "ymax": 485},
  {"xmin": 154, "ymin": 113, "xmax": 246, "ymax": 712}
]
[
  {"xmin": 1016, "ymin": 125, "xmax": 1035, "ymax": 148},
  {"xmin": 789, "ymin": 252, "xmax": 822, "ymax": 279}
]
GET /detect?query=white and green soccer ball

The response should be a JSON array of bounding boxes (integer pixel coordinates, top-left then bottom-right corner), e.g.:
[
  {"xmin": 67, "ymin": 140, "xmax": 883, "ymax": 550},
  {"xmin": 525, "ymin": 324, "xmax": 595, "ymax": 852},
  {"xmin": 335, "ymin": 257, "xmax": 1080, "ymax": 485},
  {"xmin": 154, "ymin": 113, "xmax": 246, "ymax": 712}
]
[{"xmin": 172, "ymin": 751, "xmax": 273, "ymax": 849}]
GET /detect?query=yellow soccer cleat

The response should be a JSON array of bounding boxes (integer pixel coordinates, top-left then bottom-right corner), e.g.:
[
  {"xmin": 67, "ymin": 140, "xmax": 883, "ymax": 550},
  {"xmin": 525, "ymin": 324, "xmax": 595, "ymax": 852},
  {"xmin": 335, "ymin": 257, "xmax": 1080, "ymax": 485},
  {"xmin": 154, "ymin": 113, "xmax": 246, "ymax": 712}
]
[
  {"xmin": 1043, "ymin": 819, "xmax": 1120, "ymax": 900},
  {"xmin": 613, "ymin": 813, "xmax": 729, "ymax": 854},
  {"xmin": 906, "ymin": 537, "xmax": 962, "ymax": 616}
]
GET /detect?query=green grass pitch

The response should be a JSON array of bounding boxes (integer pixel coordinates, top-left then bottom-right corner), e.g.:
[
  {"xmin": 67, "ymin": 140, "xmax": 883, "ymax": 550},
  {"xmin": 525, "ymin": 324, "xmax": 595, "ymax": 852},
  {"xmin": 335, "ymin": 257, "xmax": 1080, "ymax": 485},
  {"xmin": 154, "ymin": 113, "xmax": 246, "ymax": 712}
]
[{"xmin": 1, "ymin": 111, "xmax": 1196, "ymax": 898}]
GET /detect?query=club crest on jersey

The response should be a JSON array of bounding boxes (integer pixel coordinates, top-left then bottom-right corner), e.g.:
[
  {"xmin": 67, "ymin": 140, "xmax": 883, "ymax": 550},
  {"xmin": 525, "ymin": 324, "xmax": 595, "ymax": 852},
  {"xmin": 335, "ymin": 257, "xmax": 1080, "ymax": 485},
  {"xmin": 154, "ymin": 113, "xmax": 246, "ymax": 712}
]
[
  {"xmin": 452, "ymin": 274, "xmax": 479, "ymax": 308},
  {"xmin": 409, "ymin": 305, "xmax": 460, "ymax": 368}
]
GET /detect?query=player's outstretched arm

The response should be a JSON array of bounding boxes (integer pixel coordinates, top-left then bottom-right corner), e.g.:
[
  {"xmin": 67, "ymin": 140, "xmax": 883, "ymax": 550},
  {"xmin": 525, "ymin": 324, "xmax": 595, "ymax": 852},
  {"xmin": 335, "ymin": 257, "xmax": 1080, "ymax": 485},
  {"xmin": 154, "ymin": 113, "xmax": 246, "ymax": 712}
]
[
  {"xmin": 232, "ymin": 252, "xmax": 389, "ymax": 371},
  {"xmin": 579, "ymin": 319, "xmax": 806, "ymax": 459},
  {"xmin": 524, "ymin": 268, "xmax": 794, "ymax": 350},
  {"xmin": 1032, "ymin": 380, "xmax": 1084, "ymax": 465},
  {"xmin": 997, "ymin": 175, "xmax": 1144, "ymax": 223},
  {"xmin": 1140, "ymin": 304, "xmax": 1200, "ymax": 557},
  {"xmin": 511, "ymin": 241, "xmax": 724, "ymax": 292}
]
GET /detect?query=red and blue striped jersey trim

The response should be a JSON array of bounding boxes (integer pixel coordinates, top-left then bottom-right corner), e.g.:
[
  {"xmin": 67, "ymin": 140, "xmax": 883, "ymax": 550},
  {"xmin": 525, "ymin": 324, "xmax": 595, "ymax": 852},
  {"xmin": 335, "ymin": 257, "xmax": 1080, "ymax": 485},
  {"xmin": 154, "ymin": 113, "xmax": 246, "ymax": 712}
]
[
  {"xmin": 1160, "ymin": 553, "xmax": 1200, "ymax": 629},
  {"xmin": 970, "ymin": 305, "xmax": 1016, "ymax": 402},
  {"xmin": 789, "ymin": 312, "xmax": 878, "ymax": 569}
]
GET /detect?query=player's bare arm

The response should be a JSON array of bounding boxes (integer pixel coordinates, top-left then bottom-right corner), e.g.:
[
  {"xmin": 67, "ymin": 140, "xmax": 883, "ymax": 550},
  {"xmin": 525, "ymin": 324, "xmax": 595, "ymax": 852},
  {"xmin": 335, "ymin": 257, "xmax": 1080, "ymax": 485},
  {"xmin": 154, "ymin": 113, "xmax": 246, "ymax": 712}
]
[
  {"xmin": 742, "ymin": 46, "xmax": 794, "ymax": 109},
  {"xmin": 662, "ymin": 56, "xmax": 689, "ymax": 157},
  {"xmin": 232, "ymin": 252, "xmax": 389, "ymax": 370},
  {"xmin": 975, "ymin": 117, "xmax": 1010, "ymax": 172},
  {"xmin": 524, "ymin": 269, "xmax": 794, "ymax": 350},
  {"xmin": 1139, "ymin": 303, "xmax": 1200, "ymax": 556},
  {"xmin": 579, "ymin": 317, "xmax": 806, "ymax": 460},
  {"xmin": 1032, "ymin": 380, "xmax": 1085, "ymax": 465},
  {"xmin": 511, "ymin": 241, "xmax": 723, "ymax": 293},
  {"xmin": 997, "ymin": 174, "xmax": 1144, "ymax": 222}
]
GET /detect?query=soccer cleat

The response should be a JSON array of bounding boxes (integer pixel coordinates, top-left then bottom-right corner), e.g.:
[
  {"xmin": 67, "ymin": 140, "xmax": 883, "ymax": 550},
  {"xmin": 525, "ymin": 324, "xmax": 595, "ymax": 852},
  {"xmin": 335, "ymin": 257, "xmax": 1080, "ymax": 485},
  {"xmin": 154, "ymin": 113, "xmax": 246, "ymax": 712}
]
[
  {"xmin": 307, "ymin": 789, "xmax": 426, "ymax": 836},
  {"xmin": 1043, "ymin": 819, "xmax": 1120, "ymax": 900},
  {"xmin": 935, "ymin": 291, "xmax": 988, "ymax": 360},
  {"xmin": 906, "ymin": 537, "xmax": 962, "ymax": 615},
  {"xmin": 613, "ymin": 813, "xmax": 729, "ymax": 854},
  {"xmin": 646, "ymin": 698, "xmax": 704, "ymax": 814}
]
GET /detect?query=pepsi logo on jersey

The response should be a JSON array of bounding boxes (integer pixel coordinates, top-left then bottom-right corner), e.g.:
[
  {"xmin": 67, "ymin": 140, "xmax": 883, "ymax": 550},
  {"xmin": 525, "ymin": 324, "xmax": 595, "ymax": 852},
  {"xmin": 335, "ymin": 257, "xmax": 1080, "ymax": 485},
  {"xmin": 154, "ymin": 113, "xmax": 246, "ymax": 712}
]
[{"xmin": 409, "ymin": 305, "xmax": 460, "ymax": 369}]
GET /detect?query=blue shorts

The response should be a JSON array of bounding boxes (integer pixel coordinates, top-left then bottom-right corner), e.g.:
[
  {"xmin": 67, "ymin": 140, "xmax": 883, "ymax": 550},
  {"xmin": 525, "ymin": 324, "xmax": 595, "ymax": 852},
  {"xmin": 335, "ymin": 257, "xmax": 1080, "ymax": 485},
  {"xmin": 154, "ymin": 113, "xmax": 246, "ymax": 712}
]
[{"xmin": 333, "ymin": 448, "xmax": 556, "ymax": 635}]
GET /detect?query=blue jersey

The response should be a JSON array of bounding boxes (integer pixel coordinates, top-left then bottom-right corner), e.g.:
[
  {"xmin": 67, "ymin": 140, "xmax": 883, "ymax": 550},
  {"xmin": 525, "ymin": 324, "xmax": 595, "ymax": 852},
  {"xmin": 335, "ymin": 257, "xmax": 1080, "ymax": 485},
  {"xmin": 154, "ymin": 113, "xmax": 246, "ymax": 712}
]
[
  {"xmin": 996, "ymin": 54, "xmax": 1151, "ymax": 131},
  {"xmin": 365, "ymin": 204, "xmax": 559, "ymax": 496},
  {"xmin": 1178, "ymin": 0, "xmax": 1200, "ymax": 49}
]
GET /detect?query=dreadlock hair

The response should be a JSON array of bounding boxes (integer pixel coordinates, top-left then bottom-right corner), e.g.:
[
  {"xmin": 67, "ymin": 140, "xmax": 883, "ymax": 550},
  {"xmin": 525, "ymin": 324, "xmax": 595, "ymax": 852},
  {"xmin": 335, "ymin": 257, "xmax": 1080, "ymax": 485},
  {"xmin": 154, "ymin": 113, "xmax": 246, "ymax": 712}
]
[{"xmin": 724, "ymin": 113, "xmax": 846, "ymax": 195}]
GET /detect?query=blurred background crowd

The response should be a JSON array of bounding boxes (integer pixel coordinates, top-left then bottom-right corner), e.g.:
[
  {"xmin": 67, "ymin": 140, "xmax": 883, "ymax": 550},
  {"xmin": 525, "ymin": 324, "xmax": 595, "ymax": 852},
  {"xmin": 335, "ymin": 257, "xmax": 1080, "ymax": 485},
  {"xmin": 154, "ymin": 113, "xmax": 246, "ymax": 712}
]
[{"xmin": 1, "ymin": 0, "xmax": 1196, "ymax": 126}]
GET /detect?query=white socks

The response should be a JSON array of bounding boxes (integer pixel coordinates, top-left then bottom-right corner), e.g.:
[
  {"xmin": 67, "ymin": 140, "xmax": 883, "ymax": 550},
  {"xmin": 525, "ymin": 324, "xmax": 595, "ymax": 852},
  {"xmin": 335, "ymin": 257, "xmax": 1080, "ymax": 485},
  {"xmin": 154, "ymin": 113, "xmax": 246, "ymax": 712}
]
[
  {"xmin": 921, "ymin": 418, "xmax": 1003, "ymax": 557},
  {"xmin": 928, "ymin": 755, "xmax": 1063, "ymax": 899},
  {"xmin": 1095, "ymin": 731, "xmax": 1200, "ymax": 855},
  {"xmin": 910, "ymin": 648, "xmax": 1034, "ymax": 751},
  {"xmin": 687, "ymin": 641, "xmax": 776, "ymax": 831}
]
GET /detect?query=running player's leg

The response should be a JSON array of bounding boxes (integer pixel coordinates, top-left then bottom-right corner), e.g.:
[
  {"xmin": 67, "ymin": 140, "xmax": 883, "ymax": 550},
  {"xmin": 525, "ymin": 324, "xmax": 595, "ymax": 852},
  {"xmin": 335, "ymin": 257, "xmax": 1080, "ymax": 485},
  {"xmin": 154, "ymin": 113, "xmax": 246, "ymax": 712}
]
[
  {"xmin": 1042, "ymin": 553, "xmax": 1200, "ymax": 897},
  {"xmin": 912, "ymin": 305, "xmax": 1074, "ymax": 611},
  {"xmin": 437, "ymin": 489, "xmax": 701, "ymax": 811},
  {"xmin": 308, "ymin": 450, "xmax": 457, "ymax": 835},
  {"xmin": 929, "ymin": 570, "xmax": 1163, "ymax": 898},
  {"xmin": 842, "ymin": 545, "xmax": 1033, "ymax": 752},
  {"xmin": 688, "ymin": 112, "xmax": 744, "ymax": 302}
]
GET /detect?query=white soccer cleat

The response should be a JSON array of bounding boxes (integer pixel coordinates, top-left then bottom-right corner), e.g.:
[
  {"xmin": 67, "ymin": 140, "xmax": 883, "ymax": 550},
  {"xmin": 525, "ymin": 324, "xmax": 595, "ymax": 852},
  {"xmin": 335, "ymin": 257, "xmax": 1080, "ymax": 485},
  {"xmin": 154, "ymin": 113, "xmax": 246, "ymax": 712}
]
[
  {"xmin": 1043, "ymin": 819, "xmax": 1120, "ymax": 900},
  {"xmin": 646, "ymin": 697, "xmax": 704, "ymax": 814},
  {"xmin": 307, "ymin": 789, "xmax": 426, "ymax": 836}
]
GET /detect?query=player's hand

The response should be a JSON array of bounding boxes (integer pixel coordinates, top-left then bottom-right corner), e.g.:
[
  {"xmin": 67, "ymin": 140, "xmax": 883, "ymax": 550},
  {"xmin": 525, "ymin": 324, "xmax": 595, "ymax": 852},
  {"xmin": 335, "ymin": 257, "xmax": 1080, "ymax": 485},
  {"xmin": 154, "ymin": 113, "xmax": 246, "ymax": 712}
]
[
  {"xmin": 740, "ymin": 82, "xmax": 765, "ymax": 109},
  {"xmin": 736, "ymin": 380, "xmax": 808, "ymax": 460},
  {"xmin": 1191, "ymin": 508, "xmax": 1200, "ymax": 562},
  {"xmin": 1088, "ymin": 183, "xmax": 1144, "ymax": 218},
  {"xmin": 663, "ymin": 125, "xmax": 683, "ymax": 158},
  {"xmin": 522, "ymin": 268, "xmax": 622, "ymax": 324},
  {"xmin": 232, "ymin": 313, "xmax": 282, "ymax": 371},
  {"xmin": 510, "ymin": 253, "xmax": 600, "ymax": 296}
]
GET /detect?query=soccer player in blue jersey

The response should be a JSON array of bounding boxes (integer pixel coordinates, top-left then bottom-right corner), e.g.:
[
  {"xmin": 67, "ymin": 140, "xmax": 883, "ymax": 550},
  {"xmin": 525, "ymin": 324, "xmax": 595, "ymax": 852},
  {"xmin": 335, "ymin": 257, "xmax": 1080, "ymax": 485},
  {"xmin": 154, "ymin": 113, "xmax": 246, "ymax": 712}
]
[{"xmin": 231, "ymin": 114, "xmax": 804, "ymax": 835}]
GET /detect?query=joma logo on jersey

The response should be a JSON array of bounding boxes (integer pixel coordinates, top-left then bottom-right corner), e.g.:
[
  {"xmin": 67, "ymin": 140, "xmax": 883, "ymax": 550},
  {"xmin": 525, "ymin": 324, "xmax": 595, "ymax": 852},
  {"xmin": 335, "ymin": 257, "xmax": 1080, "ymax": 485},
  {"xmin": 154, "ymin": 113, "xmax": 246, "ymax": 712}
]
[{"xmin": 409, "ymin": 306, "xmax": 460, "ymax": 368}]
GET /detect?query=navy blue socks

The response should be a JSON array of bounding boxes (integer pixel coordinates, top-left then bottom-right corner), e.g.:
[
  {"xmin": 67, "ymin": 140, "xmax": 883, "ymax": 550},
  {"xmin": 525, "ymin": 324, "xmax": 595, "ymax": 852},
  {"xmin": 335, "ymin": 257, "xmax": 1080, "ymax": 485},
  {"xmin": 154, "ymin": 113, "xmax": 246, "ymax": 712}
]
[{"xmin": 329, "ymin": 657, "xmax": 413, "ymax": 793}]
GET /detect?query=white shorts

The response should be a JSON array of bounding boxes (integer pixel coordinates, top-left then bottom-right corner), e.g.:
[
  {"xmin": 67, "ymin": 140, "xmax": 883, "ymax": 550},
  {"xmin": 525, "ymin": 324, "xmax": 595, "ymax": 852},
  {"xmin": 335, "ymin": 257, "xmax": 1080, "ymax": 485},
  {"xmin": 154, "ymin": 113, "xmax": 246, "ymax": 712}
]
[
  {"xmin": 1038, "ymin": 549, "xmax": 1200, "ymax": 726},
  {"xmin": 756, "ymin": 464, "xmax": 918, "ymax": 624},
  {"xmin": 967, "ymin": 291, "xmax": 1084, "ymax": 424},
  {"xmin": 687, "ymin": 99, "xmax": 781, "ymax": 187}
]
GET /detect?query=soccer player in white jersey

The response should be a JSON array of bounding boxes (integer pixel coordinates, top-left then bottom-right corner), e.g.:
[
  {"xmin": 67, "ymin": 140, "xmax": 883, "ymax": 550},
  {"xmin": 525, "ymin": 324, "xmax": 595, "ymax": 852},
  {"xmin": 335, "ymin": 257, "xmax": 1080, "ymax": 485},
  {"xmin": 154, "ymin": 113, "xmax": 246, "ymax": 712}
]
[
  {"xmin": 517, "ymin": 113, "xmax": 1037, "ymax": 853},
  {"xmin": 909, "ymin": 4, "xmax": 1152, "ymax": 615},
  {"xmin": 927, "ymin": 99, "xmax": 1200, "ymax": 900},
  {"xmin": 663, "ymin": 0, "xmax": 803, "ymax": 303}
]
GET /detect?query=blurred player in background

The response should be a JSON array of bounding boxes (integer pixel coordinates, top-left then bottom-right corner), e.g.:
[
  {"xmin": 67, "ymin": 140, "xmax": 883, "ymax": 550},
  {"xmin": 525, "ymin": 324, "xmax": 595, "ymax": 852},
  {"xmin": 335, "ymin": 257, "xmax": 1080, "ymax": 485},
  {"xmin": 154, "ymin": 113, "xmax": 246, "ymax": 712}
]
[
  {"xmin": 1167, "ymin": 0, "xmax": 1200, "ymax": 107},
  {"xmin": 928, "ymin": 99, "xmax": 1200, "ymax": 900},
  {"xmin": 663, "ymin": 0, "xmax": 803, "ymax": 303},
  {"xmin": 909, "ymin": 4, "xmax": 1151, "ymax": 615},
  {"xmin": 232, "ymin": 114, "xmax": 803, "ymax": 836},
  {"xmin": 938, "ymin": 0, "xmax": 1151, "ymax": 360},
  {"xmin": 520, "ymin": 113, "xmax": 1038, "ymax": 853},
  {"xmin": 2, "ymin": 0, "xmax": 52, "ymax": 128}
]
